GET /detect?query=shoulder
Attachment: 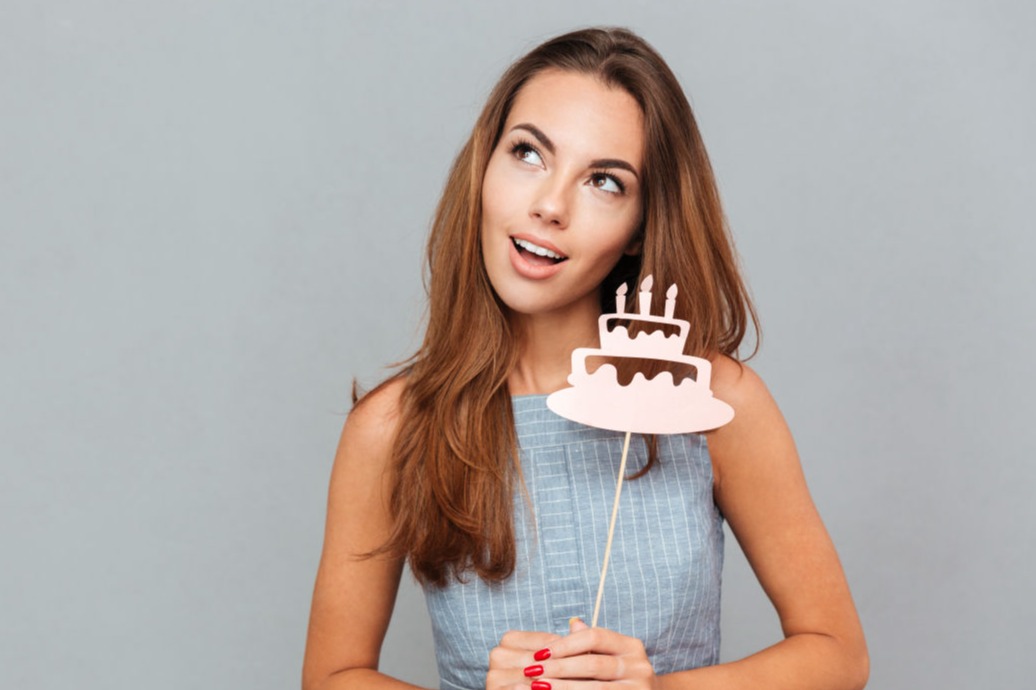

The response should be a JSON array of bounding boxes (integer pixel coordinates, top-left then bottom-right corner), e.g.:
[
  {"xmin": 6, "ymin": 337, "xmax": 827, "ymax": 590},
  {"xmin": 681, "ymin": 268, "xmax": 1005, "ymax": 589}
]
[
  {"xmin": 707, "ymin": 354, "xmax": 772, "ymax": 412},
  {"xmin": 345, "ymin": 377, "xmax": 406, "ymax": 446},
  {"xmin": 321, "ymin": 376, "xmax": 408, "ymax": 554},
  {"xmin": 333, "ymin": 376, "xmax": 407, "ymax": 479},
  {"xmin": 705, "ymin": 355, "xmax": 793, "ymax": 490}
]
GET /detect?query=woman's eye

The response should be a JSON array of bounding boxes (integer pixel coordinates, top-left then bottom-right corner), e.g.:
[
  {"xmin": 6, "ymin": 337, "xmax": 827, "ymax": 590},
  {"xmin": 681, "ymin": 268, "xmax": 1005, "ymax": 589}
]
[
  {"xmin": 590, "ymin": 173, "xmax": 624, "ymax": 195},
  {"xmin": 512, "ymin": 143, "xmax": 543, "ymax": 166}
]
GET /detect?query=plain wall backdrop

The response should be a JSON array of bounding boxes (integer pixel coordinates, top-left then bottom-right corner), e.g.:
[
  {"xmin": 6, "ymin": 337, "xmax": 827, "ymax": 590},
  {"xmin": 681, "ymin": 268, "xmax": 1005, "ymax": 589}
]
[{"xmin": 2, "ymin": 1, "xmax": 1034, "ymax": 688}]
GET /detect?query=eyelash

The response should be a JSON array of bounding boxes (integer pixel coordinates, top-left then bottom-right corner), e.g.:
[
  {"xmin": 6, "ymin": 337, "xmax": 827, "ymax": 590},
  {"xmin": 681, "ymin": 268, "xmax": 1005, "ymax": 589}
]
[
  {"xmin": 509, "ymin": 138, "xmax": 539, "ymax": 161},
  {"xmin": 508, "ymin": 138, "xmax": 626, "ymax": 195},
  {"xmin": 590, "ymin": 170, "xmax": 626, "ymax": 194}
]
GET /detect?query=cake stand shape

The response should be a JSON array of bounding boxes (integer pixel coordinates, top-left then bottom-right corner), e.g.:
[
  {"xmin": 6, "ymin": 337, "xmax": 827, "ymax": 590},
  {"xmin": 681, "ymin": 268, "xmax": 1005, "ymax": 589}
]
[{"xmin": 547, "ymin": 368, "xmax": 733, "ymax": 434}]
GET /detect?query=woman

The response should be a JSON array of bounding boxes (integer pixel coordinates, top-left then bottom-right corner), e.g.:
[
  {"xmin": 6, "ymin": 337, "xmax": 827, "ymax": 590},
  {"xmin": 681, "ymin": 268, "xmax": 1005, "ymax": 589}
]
[{"xmin": 303, "ymin": 28, "xmax": 868, "ymax": 690}]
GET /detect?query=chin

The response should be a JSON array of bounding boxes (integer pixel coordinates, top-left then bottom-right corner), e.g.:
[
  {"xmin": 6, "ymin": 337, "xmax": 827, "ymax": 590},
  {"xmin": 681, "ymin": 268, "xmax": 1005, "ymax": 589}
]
[
  {"xmin": 493, "ymin": 289, "xmax": 555, "ymax": 317},
  {"xmin": 495, "ymin": 283, "xmax": 598, "ymax": 320}
]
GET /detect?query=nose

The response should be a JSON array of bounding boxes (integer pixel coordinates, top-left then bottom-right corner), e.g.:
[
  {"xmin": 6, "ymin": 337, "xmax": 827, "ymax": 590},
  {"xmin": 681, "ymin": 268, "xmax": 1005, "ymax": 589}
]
[{"xmin": 529, "ymin": 176, "xmax": 570, "ymax": 229}]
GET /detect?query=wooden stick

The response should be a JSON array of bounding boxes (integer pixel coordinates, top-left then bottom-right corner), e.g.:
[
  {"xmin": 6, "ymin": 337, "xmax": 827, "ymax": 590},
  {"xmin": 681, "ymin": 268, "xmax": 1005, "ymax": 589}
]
[{"xmin": 591, "ymin": 430, "xmax": 632, "ymax": 629}]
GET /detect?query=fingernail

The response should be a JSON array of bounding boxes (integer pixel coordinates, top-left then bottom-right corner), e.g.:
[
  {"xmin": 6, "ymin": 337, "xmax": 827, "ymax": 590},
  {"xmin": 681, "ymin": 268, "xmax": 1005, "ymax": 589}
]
[
  {"xmin": 531, "ymin": 681, "xmax": 552, "ymax": 690},
  {"xmin": 568, "ymin": 616, "xmax": 580, "ymax": 625},
  {"xmin": 523, "ymin": 664, "xmax": 544, "ymax": 678},
  {"xmin": 533, "ymin": 648, "xmax": 551, "ymax": 661}
]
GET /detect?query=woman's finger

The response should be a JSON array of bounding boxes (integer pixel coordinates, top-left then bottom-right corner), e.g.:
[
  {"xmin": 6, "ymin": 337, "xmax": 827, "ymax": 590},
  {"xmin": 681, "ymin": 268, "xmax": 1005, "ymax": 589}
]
[
  {"xmin": 488, "ymin": 641, "xmax": 555, "ymax": 671},
  {"xmin": 487, "ymin": 629, "xmax": 565, "ymax": 690},
  {"xmin": 485, "ymin": 666, "xmax": 545, "ymax": 690},
  {"xmin": 517, "ymin": 621, "xmax": 657, "ymax": 688},
  {"xmin": 542, "ymin": 625, "xmax": 647, "ymax": 659},
  {"xmin": 498, "ymin": 629, "xmax": 562, "ymax": 652},
  {"xmin": 527, "ymin": 652, "xmax": 625, "ymax": 681}
]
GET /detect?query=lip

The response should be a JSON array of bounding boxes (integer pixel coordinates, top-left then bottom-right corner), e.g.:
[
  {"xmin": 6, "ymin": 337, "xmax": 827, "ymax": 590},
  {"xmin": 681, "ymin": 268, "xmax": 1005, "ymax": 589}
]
[{"xmin": 508, "ymin": 234, "xmax": 566, "ymax": 280}]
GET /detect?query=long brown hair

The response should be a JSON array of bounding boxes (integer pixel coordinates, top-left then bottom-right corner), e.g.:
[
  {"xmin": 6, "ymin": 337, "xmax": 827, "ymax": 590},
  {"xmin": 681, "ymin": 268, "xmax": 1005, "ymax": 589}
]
[{"xmin": 363, "ymin": 27, "xmax": 758, "ymax": 587}]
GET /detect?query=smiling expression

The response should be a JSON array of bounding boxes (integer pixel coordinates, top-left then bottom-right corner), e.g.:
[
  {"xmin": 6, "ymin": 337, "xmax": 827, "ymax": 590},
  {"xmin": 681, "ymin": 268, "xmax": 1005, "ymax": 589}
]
[{"xmin": 480, "ymin": 69, "xmax": 645, "ymax": 320}]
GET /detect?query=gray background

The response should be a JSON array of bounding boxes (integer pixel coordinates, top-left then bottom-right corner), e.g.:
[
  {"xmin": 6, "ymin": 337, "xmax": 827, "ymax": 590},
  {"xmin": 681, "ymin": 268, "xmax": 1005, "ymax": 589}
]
[{"xmin": 2, "ymin": 1, "xmax": 1033, "ymax": 688}]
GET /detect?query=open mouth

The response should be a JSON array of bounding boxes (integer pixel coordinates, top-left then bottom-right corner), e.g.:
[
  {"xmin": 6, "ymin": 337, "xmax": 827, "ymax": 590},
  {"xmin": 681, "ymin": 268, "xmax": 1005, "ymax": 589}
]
[{"xmin": 512, "ymin": 237, "xmax": 568, "ymax": 265}]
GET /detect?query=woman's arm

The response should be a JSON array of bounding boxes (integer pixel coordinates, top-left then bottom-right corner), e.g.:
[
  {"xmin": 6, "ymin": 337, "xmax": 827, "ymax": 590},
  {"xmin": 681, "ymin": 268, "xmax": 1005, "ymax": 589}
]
[
  {"xmin": 302, "ymin": 379, "xmax": 429, "ymax": 690},
  {"xmin": 660, "ymin": 357, "xmax": 868, "ymax": 689}
]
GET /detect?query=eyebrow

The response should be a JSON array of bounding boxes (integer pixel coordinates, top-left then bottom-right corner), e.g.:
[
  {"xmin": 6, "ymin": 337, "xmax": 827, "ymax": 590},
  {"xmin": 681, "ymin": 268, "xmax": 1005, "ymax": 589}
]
[{"xmin": 509, "ymin": 123, "xmax": 640, "ymax": 180}]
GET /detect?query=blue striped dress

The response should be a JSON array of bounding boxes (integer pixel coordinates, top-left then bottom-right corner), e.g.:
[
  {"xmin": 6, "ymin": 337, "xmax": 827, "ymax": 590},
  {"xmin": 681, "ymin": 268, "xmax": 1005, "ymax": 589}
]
[{"xmin": 422, "ymin": 394, "xmax": 724, "ymax": 690}]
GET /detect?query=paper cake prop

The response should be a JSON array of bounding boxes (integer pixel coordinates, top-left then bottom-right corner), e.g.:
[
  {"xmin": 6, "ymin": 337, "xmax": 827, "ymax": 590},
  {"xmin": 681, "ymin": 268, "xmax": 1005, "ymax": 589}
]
[{"xmin": 547, "ymin": 275, "xmax": 734, "ymax": 434}]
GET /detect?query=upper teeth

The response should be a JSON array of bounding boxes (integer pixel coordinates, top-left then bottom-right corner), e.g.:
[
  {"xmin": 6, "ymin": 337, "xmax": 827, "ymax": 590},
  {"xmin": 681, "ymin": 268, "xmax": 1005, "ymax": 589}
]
[{"xmin": 514, "ymin": 238, "xmax": 563, "ymax": 260}]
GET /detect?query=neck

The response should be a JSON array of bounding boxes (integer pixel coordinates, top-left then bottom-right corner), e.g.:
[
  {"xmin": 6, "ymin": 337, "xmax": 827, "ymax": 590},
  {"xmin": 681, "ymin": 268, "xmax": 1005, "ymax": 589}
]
[{"xmin": 507, "ymin": 298, "xmax": 600, "ymax": 396}]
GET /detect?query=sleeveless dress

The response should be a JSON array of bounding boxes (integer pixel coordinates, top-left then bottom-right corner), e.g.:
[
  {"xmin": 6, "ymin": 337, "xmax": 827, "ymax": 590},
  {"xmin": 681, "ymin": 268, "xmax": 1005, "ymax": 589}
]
[{"xmin": 422, "ymin": 395, "xmax": 724, "ymax": 690}]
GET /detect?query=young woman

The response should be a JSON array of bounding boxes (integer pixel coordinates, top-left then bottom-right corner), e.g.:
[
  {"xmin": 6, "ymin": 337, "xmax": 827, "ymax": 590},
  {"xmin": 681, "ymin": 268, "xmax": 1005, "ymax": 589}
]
[{"xmin": 303, "ymin": 28, "xmax": 868, "ymax": 690}]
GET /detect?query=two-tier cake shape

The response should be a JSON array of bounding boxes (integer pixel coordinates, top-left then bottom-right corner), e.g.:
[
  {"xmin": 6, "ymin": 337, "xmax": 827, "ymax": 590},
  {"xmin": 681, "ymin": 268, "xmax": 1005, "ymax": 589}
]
[{"xmin": 546, "ymin": 276, "xmax": 734, "ymax": 434}]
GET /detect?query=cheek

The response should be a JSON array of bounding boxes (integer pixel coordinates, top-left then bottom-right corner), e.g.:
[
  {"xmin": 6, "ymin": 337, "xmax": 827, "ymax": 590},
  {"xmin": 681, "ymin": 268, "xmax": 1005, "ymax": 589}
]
[
  {"xmin": 614, "ymin": 200, "xmax": 644, "ymax": 255},
  {"xmin": 597, "ymin": 212, "xmax": 642, "ymax": 256},
  {"xmin": 480, "ymin": 158, "xmax": 512, "ymax": 227}
]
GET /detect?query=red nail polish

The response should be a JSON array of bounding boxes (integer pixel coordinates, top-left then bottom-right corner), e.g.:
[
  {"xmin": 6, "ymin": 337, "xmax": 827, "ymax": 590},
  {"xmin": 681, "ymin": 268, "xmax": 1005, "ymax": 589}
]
[
  {"xmin": 534, "ymin": 648, "xmax": 551, "ymax": 661},
  {"xmin": 523, "ymin": 664, "xmax": 544, "ymax": 678},
  {"xmin": 531, "ymin": 681, "xmax": 552, "ymax": 690}
]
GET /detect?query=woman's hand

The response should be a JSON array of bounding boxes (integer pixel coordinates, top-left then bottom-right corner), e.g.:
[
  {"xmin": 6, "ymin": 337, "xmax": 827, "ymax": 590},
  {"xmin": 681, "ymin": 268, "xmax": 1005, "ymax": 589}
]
[
  {"xmin": 487, "ymin": 618, "xmax": 659, "ymax": 690},
  {"xmin": 486, "ymin": 629, "xmax": 561, "ymax": 690}
]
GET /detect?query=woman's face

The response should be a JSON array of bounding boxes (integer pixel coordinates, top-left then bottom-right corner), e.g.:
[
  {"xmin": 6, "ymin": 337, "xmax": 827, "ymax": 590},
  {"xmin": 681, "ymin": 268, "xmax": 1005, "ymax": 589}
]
[{"xmin": 480, "ymin": 69, "xmax": 645, "ymax": 320}]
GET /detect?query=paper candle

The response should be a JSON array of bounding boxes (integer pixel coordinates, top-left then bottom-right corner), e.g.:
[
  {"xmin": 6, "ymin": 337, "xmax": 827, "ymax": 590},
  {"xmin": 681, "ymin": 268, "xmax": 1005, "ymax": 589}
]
[
  {"xmin": 638, "ymin": 275, "xmax": 654, "ymax": 315},
  {"xmin": 664, "ymin": 284, "xmax": 678, "ymax": 319},
  {"xmin": 615, "ymin": 282, "xmax": 628, "ymax": 315}
]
